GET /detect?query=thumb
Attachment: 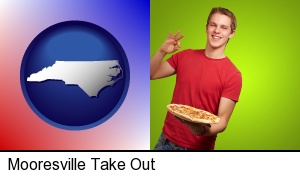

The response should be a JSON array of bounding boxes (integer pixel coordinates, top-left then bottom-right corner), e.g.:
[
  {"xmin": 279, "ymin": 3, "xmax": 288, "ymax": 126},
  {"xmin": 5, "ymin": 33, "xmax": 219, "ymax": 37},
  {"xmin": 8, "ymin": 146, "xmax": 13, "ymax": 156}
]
[
  {"xmin": 174, "ymin": 45, "xmax": 180, "ymax": 51},
  {"xmin": 177, "ymin": 41, "xmax": 181, "ymax": 48}
]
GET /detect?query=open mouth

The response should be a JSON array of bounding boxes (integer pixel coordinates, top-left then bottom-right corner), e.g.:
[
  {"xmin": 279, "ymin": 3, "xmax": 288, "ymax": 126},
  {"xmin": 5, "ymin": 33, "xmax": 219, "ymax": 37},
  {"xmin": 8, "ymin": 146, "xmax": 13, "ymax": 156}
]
[{"xmin": 212, "ymin": 35, "xmax": 221, "ymax": 39}]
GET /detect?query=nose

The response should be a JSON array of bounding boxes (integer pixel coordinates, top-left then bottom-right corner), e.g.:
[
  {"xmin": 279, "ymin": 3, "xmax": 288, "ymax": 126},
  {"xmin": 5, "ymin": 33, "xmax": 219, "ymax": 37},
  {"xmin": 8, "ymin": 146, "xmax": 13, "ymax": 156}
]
[{"xmin": 214, "ymin": 26, "xmax": 220, "ymax": 34}]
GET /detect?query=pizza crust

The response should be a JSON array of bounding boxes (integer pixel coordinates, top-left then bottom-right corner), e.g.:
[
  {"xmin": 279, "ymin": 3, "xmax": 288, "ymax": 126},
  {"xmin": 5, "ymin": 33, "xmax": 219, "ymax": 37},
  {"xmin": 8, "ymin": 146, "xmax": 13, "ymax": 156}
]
[{"xmin": 167, "ymin": 104, "xmax": 220, "ymax": 124}]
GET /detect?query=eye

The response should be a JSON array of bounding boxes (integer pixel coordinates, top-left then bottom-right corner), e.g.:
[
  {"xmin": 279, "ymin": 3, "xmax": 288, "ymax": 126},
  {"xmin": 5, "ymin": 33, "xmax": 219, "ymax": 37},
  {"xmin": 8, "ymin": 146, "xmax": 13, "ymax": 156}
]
[{"xmin": 221, "ymin": 26, "xmax": 228, "ymax": 30}]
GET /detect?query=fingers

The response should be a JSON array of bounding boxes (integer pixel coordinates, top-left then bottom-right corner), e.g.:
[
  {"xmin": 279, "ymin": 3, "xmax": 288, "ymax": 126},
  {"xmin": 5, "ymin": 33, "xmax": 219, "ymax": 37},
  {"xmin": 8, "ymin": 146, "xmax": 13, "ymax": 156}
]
[
  {"xmin": 174, "ymin": 115, "xmax": 185, "ymax": 124},
  {"xmin": 174, "ymin": 30, "xmax": 184, "ymax": 41},
  {"xmin": 177, "ymin": 41, "xmax": 181, "ymax": 48},
  {"xmin": 166, "ymin": 39, "xmax": 181, "ymax": 47},
  {"xmin": 176, "ymin": 34, "xmax": 184, "ymax": 41},
  {"xmin": 180, "ymin": 119, "xmax": 185, "ymax": 124},
  {"xmin": 166, "ymin": 39, "xmax": 181, "ymax": 52},
  {"xmin": 165, "ymin": 39, "xmax": 177, "ymax": 45},
  {"xmin": 173, "ymin": 30, "xmax": 181, "ymax": 37},
  {"xmin": 168, "ymin": 31, "xmax": 173, "ymax": 39},
  {"xmin": 181, "ymin": 120, "xmax": 211, "ymax": 128},
  {"xmin": 168, "ymin": 30, "xmax": 184, "ymax": 41}
]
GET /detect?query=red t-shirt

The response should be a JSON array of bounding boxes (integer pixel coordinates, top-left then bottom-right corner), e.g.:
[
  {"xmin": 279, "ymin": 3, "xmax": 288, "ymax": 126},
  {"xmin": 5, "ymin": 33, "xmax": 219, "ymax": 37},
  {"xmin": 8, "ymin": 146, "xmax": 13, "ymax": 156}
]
[{"xmin": 163, "ymin": 49, "xmax": 242, "ymax": 150}]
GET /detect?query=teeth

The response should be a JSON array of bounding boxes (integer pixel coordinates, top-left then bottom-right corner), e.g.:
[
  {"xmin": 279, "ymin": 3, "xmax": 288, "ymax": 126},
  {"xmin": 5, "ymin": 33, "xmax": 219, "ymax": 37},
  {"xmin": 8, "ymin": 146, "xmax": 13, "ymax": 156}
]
[{"xmin": 212, "ymin": 35, "xmax": 220, "ymax": 39}]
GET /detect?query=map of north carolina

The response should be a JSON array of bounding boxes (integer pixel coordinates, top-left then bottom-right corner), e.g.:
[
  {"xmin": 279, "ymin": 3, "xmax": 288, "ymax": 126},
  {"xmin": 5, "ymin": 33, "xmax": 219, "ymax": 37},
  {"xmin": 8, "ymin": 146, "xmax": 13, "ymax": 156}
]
[{"xmin": 27, "ymin": 60, "xmax": 123, "ymax": 97}]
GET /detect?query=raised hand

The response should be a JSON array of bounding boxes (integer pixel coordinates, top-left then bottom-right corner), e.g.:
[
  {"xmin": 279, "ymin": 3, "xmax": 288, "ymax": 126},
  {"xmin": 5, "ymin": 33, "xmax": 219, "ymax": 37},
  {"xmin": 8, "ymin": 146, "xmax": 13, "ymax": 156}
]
[{"xmin": 159, "ymin": 30, "xmax": 184, "ymax": 54}]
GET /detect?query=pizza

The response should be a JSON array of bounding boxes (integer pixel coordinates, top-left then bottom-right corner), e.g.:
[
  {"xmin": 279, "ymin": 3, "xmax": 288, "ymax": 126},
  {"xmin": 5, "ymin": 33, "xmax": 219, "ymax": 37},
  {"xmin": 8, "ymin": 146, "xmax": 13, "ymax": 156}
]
[{"xmin": 167, "ymin": 104, "xmax": 220, "ymax": 124}]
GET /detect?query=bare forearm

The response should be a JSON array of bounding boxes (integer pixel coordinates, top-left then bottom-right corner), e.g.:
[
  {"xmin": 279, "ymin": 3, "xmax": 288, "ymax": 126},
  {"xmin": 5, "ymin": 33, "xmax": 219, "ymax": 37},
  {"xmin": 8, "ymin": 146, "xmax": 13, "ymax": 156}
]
[
  {"xmin": 193, "ymin": 118, "xmax": 227, "ymax": 136},
  {"xmin": 150, "ymin": 50, "xmax": 166, "ymax": 79},
  {"xmin": 202, "ymin": 98, "xmax": 236, "ymax": 136},
  {"xmin": 186, "ymin": 121, "xmax": 226, "ymax": 136},
  {"xmin": 203, "ymin": 123, "xmax": 226, "ymax": 136}
]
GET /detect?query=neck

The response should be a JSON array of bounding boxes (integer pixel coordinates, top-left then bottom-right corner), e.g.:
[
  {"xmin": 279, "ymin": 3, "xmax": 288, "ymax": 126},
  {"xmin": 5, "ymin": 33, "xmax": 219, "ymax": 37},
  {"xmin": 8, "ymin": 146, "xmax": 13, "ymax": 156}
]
[{"xmin": 204, "ymin": 45, "xmax": 226, "ymax": 59}]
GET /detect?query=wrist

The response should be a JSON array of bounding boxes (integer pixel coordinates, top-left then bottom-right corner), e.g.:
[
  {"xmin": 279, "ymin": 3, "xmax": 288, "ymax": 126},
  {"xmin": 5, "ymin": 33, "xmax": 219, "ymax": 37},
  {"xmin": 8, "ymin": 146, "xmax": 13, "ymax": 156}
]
[{"xmin": 158, "ymin": 48, "xmax": 167, "ymax": 56}]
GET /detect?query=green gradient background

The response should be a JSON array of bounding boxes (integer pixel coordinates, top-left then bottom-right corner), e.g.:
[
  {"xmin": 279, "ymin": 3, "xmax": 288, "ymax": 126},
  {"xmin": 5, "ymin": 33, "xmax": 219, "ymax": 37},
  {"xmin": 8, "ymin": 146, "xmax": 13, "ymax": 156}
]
[{"xmin": 150, "ymin": 0, "xmax": 300, "ymax": 150}]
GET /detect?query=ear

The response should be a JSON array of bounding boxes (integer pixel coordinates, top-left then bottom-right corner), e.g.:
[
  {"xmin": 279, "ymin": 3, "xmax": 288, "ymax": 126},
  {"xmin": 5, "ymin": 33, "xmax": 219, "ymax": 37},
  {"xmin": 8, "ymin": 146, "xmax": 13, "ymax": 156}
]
[{"xmin": 229, "ymin": 30, "xmax": 235, "ymax": 39}]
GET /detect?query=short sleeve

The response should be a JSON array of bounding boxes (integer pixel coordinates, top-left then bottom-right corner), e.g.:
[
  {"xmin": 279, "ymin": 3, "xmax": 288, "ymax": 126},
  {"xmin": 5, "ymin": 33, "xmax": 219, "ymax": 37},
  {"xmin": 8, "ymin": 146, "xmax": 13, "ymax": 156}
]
[
  {"xmin": 222, "ymin": 72, "xmax": 242, "ymax": 102},
  {"xmin": 167, "ymin": 50, "xmax": 189, "ymax": 70}
]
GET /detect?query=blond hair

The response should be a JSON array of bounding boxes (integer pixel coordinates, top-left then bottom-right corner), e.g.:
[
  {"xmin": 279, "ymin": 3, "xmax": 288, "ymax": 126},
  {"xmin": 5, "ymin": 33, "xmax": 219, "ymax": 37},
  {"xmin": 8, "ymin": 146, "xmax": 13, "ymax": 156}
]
[{"xmin": 206, "ymin": 7, "xmax": 237, "ymax": 32}]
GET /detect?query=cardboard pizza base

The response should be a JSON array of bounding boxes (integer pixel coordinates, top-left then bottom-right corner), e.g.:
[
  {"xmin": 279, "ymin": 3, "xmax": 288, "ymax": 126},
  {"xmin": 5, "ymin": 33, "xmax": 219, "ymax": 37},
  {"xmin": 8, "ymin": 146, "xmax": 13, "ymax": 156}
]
[{"xmin": 167, "ymin": 104, "xmax": 220, "ymax": 124}]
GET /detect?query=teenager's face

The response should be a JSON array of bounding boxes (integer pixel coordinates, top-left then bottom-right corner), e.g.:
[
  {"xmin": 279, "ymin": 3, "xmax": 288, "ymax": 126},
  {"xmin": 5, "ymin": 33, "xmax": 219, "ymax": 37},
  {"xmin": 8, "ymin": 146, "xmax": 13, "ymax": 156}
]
[{"xmin": 206, "ymin": 13, "xmax": 234, "ymax": 49}]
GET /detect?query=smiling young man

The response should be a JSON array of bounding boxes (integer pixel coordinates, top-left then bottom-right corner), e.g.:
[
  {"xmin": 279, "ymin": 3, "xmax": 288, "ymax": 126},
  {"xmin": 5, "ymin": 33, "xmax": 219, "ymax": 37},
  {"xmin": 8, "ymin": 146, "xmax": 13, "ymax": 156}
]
[{"xmin": 150, "ymin": 7, "xmax": 242, "ymax": 150}]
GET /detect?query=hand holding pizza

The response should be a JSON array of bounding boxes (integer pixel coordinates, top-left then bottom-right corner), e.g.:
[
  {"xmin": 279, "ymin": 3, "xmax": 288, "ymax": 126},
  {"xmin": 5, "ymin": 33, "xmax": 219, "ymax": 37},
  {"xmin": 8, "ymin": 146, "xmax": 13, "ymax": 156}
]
[
  {"xmin": 174, "ymin": 115, "xmax": 211, "ymax": 135},
  {"xmin": 183, "ymin": 119, "xmax": 211, "ymax": 136},
  {"xmin": 167, "ymin": 104, "xmax": 220, "ymax": 124},
  {"xmin": 167, "ymin": 104, "xmax": 220, "ymax": 136},
  {"xmin": 159, "ymin": 30, "xmax": 184, "ymax": 54}
]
